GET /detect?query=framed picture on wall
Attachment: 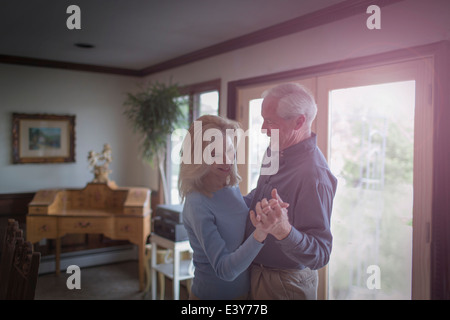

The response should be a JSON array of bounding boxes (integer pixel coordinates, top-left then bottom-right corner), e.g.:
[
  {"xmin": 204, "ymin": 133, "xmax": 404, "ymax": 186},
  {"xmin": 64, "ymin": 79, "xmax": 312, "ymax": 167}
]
[{"xmin": 12, "ymin": 113, "xmax": 76, "ymax": 164}]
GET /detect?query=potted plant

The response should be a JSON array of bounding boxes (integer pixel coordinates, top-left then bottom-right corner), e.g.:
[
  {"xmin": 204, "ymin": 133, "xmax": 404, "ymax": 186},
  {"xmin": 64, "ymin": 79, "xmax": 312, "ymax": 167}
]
[{"xmin": 123, "ymin": 81, "xmax": 185, "ymax": 203}]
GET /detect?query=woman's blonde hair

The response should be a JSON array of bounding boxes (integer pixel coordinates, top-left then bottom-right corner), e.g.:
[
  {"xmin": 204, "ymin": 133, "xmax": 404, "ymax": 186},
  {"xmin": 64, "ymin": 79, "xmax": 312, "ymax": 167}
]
[{"xmin": 178, "ymin": 115, "xmax": 241, "ymax": 200}]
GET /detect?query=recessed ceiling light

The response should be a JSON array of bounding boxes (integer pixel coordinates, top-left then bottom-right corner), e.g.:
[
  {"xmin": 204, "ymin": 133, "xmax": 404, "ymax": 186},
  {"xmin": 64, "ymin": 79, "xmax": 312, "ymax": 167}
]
[{"xmin": 74, "ymin": 43, "xmax": 95, "ymax": 49}]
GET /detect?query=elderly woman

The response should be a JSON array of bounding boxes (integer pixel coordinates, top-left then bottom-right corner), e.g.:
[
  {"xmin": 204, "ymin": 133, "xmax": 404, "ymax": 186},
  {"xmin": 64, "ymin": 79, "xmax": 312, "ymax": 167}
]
[{"xmin": 178, "ymin": 115, "xmax": 270, "ymax": 300}]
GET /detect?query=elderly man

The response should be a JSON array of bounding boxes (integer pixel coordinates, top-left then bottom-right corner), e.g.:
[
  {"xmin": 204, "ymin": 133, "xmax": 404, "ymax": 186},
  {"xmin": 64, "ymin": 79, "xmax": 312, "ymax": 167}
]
[{"xmin": 245, "ymin": 83, "xmax": 337, "ymax": 300}]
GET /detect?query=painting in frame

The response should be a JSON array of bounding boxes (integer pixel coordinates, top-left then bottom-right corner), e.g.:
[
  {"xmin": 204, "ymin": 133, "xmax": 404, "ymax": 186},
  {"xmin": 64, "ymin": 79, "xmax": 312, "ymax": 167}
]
[{"xmin": 12, "ymin": 113, "xmax": 76, "ymax": 164}]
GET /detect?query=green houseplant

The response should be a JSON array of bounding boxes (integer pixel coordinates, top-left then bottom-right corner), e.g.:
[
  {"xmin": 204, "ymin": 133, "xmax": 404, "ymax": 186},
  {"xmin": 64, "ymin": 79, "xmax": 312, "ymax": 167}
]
[{"xmin": 123, "ymin": 81, "xmax": 185, "ymax": 203}]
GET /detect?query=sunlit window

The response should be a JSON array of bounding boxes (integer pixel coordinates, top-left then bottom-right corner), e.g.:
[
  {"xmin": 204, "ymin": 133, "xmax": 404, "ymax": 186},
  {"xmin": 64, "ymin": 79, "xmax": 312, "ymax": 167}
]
[
  {"xmin": 328, "ymin": 81, "xmax": 415, "ymax": 299},
  {"xmin": 166, "ymin": 82, "xmax": 220, "ymax": 205}
]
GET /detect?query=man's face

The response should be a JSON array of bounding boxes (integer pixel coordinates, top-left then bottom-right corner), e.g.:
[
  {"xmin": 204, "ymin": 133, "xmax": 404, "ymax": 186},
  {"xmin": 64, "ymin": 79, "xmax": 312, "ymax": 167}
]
[{"xmin": 261, "ymin": 96, "xmax": 298, "ymax": 151}]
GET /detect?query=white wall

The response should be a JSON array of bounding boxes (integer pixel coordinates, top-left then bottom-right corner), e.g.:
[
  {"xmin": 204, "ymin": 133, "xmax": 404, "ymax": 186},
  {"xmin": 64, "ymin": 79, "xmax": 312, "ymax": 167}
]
[
  {"xmin": 0, "ymin": 64, "xmax": 158, "ymax": 193},
  {"xmin": 0, "ymin": 0, "xmax": 448, "ymax": 194}
]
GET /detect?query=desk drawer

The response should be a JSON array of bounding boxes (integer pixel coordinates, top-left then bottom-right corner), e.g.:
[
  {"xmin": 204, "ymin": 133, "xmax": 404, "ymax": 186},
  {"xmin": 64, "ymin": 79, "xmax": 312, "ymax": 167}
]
[
  {"xmin": 115, "ymin": 218, "xmax": 142, "ymax": 239},
  {"xmin": 59, "ymin": 217, "xmax": 113, "ymax": 235},
  {"xmin": 26, "ymin": 216, "xmax": 57, "ymax": 242}
]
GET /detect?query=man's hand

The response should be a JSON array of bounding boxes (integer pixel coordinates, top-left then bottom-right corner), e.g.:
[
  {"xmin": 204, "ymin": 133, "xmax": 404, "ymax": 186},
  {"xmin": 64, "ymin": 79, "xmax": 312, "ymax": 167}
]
[{"xmin": 250, "ymin": 189, "xmax": 292, "ymax": 240}]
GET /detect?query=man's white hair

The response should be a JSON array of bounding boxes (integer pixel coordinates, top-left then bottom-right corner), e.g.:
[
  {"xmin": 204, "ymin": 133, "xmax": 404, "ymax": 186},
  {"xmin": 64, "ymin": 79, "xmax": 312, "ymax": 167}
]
[{"xmin": 262, "ymin": 83, "xmax": 317, "ymax": 127}]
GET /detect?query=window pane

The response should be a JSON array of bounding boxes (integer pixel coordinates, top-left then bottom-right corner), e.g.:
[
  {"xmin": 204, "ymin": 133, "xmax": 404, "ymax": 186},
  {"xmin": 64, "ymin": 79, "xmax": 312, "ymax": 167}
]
[
  {"xmin": 169, "ymin": 90, "xmax": 219, "ymax": 205},
  {"xmin": 248, "ymin": 98, "xmax": 270, "ymax": 191},
  {"xmin": 169, "ymin": 95, "xmax": 189, "ymax": 205},
  {"xmin": 328, "ymin": 81, "xmax": 415, "ymax": 299},
  {"xmin": 199, "ymin": 91, "xmax": 219, "ymax": 116},
  {"xmin": 177, "ymin": 95, "xmax": 190, "ymax": 128}
]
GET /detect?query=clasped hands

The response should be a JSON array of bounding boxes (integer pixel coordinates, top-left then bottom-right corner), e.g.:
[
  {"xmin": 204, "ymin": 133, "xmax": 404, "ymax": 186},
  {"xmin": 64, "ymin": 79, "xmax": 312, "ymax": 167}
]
[{"xmin": 250, "ymin": 188, "xmax": 292, "ymax": 242}]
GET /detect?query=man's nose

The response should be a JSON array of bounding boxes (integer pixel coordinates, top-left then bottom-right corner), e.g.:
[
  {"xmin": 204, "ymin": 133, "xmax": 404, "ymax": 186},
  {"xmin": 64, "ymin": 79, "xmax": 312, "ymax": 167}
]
[{"xmin": 262, "ymin": 122, "xmax": 271, "ymax": 136}]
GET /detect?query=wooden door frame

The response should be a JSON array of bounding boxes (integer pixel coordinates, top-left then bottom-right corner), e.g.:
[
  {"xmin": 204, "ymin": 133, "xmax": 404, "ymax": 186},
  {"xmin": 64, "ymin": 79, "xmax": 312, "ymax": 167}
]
[
  {"xmin": 316, "ymin": 59, "xmax": 433, "ymax": 300},
  {"xmin": 228, "ymin": 40, "xmax": 450, "ymax": 299}
]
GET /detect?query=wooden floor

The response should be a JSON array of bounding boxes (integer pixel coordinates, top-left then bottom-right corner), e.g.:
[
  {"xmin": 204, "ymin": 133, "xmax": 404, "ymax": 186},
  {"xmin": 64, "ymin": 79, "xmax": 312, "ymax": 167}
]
[{"xmin": 34, "ymin": 260, "xmax": 189, "ymax": 300}]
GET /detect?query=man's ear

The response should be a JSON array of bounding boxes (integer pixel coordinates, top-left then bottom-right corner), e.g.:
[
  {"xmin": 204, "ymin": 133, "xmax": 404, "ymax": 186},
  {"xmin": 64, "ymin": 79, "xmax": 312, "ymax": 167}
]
[{"xmin": 294, "ymin": 115, "xmax": 306, "ymax": 130}]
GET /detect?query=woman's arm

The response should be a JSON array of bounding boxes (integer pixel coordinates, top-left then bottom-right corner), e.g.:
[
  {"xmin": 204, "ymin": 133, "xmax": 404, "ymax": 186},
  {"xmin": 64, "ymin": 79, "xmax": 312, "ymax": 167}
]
[{"xmin": 185, "ymin": 199, "xmax": 264, "ymax": 282}]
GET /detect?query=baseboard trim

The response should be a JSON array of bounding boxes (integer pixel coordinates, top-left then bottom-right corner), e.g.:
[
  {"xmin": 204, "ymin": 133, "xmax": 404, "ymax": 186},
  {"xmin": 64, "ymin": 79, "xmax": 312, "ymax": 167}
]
[{"xmin": 38, "ymin": 244, "xmax": 138, "ymax": 274}]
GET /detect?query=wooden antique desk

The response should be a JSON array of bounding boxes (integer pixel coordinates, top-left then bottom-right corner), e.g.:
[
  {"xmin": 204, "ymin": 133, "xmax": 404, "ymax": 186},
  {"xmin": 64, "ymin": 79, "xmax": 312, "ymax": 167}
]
[{"xmin": 26, "ymin": 181, "xmax": 151, "ymax": 291}]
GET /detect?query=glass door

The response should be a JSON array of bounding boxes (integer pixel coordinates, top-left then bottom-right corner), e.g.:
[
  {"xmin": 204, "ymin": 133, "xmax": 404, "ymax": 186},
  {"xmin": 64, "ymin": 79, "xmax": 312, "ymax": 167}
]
[
  {"xmin": 327, "ymin": 81, "xmax": 415, "ymax": 299},
  {"xmin": 317, "ymin": 59, "xmax": 433, "ymax": 299},
  {"xmin": 235, "ymin": 58, "xmax": 433, "ymax": 299}
]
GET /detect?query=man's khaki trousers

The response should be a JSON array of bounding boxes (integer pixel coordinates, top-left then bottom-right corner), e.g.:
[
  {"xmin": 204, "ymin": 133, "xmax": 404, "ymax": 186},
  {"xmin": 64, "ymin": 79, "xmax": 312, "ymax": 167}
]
[{"xmin": 250, "ymin": 264, "xmax": 318, "ymax": 300}]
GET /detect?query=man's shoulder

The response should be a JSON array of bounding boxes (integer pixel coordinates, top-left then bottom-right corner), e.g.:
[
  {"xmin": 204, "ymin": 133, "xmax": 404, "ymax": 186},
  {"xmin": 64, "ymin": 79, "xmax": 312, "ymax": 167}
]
[{"xmin": 289, "ymin": 152, "xmax": 336, "ymax": 187}]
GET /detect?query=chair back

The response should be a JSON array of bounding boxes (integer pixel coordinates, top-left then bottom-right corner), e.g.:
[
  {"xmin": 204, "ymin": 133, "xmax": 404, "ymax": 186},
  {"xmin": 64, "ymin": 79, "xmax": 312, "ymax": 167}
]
[
  {"xmin": 6, "ymin": 238, "xmax": 41, "ymax": 300},
  {"xmin": 0, "ymin": 219, "xmax": 23, "ymax": 299}
]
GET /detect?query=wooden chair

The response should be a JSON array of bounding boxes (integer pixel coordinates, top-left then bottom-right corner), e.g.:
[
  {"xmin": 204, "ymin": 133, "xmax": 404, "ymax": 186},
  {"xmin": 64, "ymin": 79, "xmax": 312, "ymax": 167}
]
[
  {"xmin": 0, "ymin": 219, "xmax": 41, "ymax": 300},
  {"xmin": 0, "ymin": 219, "xmax": 23, "ymax": 299},
  {"xmin": 6, "ymin": 237, "xmax": 41, "ymax": 300}
]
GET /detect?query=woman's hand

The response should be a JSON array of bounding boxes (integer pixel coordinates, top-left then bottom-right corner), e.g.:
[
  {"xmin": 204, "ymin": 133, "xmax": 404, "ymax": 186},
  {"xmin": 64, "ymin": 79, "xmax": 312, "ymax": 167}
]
[
  {"xmin": 250, "ymin": 202, "xmax": 271, "ymax": 243},
  {"xmin": 252, "ymin": 227, "xmax": 268, "ymax": 243}
]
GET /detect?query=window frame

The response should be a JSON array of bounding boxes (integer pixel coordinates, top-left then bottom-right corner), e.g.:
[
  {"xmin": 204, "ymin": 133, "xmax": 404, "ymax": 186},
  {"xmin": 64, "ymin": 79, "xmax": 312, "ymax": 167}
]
[{"xmin": 165, "ymin": 79, "xmax": 221, "ymax": 204}]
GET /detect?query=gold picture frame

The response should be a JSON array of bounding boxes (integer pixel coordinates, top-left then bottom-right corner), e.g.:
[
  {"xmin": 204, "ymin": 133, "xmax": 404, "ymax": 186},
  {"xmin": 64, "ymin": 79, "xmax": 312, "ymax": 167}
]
[{"xmin": 12, "ymin": 113, "xmax": 76, "ymax": 164}]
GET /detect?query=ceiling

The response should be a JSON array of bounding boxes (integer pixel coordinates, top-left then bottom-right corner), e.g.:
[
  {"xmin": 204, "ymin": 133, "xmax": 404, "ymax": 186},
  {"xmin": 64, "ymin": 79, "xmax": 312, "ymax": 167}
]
[{"xmin": 0, "ymin": 0, "xmax": 348, "ymax": 73}]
